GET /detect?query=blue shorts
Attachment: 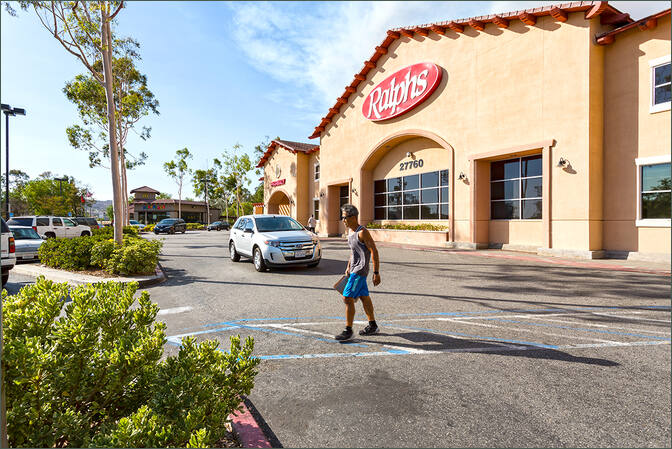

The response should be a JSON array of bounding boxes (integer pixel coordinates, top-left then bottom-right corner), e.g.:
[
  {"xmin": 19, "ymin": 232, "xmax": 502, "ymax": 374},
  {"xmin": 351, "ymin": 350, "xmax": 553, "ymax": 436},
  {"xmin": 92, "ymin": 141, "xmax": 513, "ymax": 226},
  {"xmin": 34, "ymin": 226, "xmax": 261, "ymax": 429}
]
[{"xmin": 343, "ymin": 273, "xmax": 369, "ymax": 299}]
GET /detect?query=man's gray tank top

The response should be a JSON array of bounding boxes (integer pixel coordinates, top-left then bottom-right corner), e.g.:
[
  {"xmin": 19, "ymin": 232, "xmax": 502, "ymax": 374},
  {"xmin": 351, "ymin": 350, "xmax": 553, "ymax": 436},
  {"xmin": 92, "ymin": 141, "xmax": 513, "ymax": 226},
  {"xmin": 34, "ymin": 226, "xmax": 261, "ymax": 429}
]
[{"xmin": 348, "ymin": 225, "xmax": 371, "ymax": 277}]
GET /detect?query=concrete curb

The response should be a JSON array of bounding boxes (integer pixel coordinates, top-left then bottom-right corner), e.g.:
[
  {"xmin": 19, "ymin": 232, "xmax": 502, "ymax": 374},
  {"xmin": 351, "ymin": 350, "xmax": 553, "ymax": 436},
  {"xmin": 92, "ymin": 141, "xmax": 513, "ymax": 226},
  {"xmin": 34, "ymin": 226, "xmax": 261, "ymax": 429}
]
[
  {"xmin": 11, "ymin": 263, "xmax": 166, "ymax": 287},
  {"xmin": 229, "ymin": 400, "xmax": 274, "ymax": 448}
]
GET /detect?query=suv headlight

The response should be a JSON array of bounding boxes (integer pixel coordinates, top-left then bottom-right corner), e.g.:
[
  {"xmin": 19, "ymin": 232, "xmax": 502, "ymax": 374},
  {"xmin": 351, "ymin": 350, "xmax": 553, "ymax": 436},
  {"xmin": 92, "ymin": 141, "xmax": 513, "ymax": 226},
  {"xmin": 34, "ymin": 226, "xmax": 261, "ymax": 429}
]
[{"xmin": 264, "ymin": 240, "xmax": 281, "ymax": 247}]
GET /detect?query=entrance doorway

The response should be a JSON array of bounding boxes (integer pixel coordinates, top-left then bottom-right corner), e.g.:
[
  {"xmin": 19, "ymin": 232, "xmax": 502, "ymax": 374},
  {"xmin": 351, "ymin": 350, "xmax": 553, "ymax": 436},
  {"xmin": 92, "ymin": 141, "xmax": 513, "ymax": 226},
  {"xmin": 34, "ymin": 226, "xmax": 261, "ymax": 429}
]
[{"xmin": 268, "ymin": 191, "xmax": 291, "ymax": 216}]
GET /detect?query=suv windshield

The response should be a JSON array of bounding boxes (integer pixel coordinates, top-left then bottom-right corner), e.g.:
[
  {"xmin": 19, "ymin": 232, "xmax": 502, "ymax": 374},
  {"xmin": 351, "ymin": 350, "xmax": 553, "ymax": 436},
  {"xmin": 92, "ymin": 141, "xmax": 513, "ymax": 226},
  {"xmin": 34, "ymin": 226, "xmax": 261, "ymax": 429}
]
[
  {"xmin": 7, "ymin": 218, "xmax": 32, "ymax": 226},
  {"xmin": 158, "ymin": 219, "xmax": 177, "ymax": 225},
  {"xmin": 10, "ymin": 227, "xmax": 41, "ymax": 240},
  {"xmin": 255, "ymin": 217, "xmax": 304, "ymax": 232}
]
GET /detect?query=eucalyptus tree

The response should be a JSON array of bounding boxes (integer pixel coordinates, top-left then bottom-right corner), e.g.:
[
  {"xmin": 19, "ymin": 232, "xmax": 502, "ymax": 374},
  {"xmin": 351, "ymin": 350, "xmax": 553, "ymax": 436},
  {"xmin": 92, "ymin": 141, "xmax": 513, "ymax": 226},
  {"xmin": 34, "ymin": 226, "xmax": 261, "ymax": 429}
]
[
  {"xmin": 219, "ymin": 144, "xmax": 253, "ymax": 218},
  {"xmin": 163, "ymin": 148, "xmax": 193, "ymax": 219},
  {"xmin": 64, "ymin": 38, "xmax": 159, "ymax": 226},
  {"xmin": 14, "ymin": 1, "xmax": 127, "ymax": 243},
  {"xmin": 192, "ymin": 167, "xmax": 219, "ymax": 225}
]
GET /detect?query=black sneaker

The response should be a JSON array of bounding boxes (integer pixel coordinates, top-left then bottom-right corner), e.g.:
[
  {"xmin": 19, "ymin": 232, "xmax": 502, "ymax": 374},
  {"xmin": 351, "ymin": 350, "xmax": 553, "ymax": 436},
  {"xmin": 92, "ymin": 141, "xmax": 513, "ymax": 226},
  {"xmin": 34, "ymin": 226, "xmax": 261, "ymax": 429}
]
[
  {"xmin": 359, "ymin": 324, "xmax": 379, "ymax": 336},
  {"xmin": 335, "ymin": 328, "xmax": 354, "ymax": 341}
]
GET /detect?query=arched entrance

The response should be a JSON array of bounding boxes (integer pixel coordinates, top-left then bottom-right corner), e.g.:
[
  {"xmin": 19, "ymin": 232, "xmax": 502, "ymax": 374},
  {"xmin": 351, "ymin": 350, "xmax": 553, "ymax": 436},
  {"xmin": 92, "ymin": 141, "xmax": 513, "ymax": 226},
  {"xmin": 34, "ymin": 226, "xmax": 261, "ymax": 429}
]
[
  {"xmin": 267, "ymin": 190, "xmax": 292, "ymax": 216},
  {"xmin": 357, "ymin": 129, "xmax": 455, "ymax": 241}
]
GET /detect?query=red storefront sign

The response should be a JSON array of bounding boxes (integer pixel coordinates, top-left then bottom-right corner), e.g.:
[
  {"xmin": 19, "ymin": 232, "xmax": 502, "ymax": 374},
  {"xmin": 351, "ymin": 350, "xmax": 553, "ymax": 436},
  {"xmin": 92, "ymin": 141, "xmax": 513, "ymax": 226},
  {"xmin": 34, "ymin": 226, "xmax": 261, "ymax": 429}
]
[
  {"xmin": 362, "ymin": 62, "xmax": 442, "ymax": 121},
  {"xmin": 270, "ymin": 179, "xmax": 286, "ymax": 187}
]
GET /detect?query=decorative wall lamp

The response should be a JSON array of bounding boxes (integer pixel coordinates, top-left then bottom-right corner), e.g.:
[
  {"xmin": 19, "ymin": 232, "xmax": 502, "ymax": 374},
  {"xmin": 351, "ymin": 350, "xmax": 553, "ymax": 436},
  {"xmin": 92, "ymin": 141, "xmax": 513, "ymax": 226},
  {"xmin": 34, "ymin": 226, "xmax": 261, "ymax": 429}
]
[
  {"xmin": 351, "ymin": 187, "xmax": 358, "ymax": 195},
  {"xmin": 457, "ymin": 172, "xmax": 468, "ymax": 182},
  {"xmin": 406, "ymin": 151, "xmax": 415, "ymax": 159},
  {"xmin": 557, "ymin": 157, "xmax": 570, "ymax": 168},
  {"xmin": 319, "ymin": 191, "xmax": 325, "ymax": 198}
]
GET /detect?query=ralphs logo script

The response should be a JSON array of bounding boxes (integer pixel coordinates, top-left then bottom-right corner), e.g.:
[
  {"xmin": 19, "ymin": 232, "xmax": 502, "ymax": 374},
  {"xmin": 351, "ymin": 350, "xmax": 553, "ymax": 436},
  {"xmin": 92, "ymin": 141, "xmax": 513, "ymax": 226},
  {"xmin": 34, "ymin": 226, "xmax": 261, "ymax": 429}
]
[{"xmin": 362, "ymin": 62, "xmax": 442, "ymax": 121}]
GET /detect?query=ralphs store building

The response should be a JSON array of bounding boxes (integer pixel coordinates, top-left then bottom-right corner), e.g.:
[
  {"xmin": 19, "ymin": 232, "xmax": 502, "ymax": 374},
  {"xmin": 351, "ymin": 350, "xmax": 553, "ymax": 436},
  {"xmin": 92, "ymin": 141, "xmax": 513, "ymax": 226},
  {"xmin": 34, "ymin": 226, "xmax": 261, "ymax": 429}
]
[{"xmin": 258, "ymin": 1, "xmax": 671, "ymax": 261}]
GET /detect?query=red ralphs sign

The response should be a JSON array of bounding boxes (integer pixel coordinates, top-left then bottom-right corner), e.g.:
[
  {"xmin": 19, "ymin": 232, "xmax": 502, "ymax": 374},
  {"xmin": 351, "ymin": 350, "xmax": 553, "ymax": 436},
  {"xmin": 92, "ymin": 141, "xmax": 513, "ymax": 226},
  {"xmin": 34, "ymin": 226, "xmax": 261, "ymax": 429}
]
[
  {"xmin": 270, "ymin": 179, "xmax": 286, "ymax": 187},
  {"xmin": 362, "ymin": 62, "xmax": 442, "ymax": 121}
]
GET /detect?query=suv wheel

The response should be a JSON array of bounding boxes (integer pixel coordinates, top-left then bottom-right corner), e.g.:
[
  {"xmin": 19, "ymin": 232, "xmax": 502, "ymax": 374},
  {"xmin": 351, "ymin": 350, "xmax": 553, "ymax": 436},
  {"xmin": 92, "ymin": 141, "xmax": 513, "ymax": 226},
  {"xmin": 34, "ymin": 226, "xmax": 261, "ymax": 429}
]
[
  {"xmin": 253, "ymin": 247, "xmax": 267, "ymax": 272},
  {"xmin": 229, "ymin": 241, "xmax": 240, "ymax": 262},
  {"xmin": 81, "ymin": 231, "xmax": 91, "ymax": 237}
]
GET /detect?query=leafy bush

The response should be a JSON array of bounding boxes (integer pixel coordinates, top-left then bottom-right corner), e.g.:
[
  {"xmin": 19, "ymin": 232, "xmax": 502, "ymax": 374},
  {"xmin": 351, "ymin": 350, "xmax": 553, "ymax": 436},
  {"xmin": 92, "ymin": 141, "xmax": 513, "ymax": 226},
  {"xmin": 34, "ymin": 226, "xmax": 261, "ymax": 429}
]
[
  {"xmin": 366, "ymin": 222, "xmax": 449, "ymax": 231},
  {"xmin": 90, "ymin": 239, "xmax": 116, "ymax": 268},
  {"xmin": 186, "ymin": 223, "xmax": 204, "ymax": 230},
  {"xmin": 104, "ymin": 239, "xmax": 163, "ymax": 275},
  {"xmin": 2, "ymin": 278, "xmax": 260, "ymax": 448},
  {"xmin": 38, "ymin": 236, "xmax": 97, "ymax": 271},
  {"xmin": 143, "ymin": 224, "xmax": 155, "ymax": 232},
  {"xmin": 92, "ymin": 226, "xmax": 139, "ymax": 239}
]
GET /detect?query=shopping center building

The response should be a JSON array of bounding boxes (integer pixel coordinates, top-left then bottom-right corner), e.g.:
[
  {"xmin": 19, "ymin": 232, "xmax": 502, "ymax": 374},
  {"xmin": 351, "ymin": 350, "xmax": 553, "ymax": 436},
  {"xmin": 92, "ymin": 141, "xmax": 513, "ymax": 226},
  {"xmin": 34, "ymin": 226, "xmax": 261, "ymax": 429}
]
[
  {"xmin": 258, "ymin": 1, "xmax": 671, "ymax": 261},
  {"xmin": 128, "ymin": 186, "xmax": 221, "ymax": 224}
]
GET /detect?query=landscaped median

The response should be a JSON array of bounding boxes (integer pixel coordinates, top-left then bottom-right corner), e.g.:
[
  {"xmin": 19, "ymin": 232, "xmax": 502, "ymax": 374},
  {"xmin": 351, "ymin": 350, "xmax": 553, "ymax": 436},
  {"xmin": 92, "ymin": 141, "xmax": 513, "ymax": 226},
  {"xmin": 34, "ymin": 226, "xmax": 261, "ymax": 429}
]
[{"xmin": 13, "ymin": 226, "xmax": 165, "ymax": 286}]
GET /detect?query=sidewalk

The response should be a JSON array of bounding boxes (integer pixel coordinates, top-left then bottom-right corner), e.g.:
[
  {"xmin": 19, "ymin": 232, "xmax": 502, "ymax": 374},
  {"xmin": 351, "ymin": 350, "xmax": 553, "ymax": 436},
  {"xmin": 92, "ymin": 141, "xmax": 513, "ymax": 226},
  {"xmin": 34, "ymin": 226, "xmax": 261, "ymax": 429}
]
[
  {"xmin": 319, "ymin": 237, "xmax": 671, "ymax": 276},
  {"xmin": 11, "ymin": 263, "xmax": 166, "ymax": 287}
]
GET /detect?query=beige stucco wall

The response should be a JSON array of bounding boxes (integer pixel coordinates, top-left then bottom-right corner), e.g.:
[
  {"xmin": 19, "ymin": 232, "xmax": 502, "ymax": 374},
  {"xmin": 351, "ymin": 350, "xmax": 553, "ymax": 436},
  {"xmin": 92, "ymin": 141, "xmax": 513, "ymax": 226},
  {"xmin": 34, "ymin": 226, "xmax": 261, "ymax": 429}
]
[
  {"xmin": 318, "ymin": 12, "xmax": 603, "ymax": 251},
  {"xmin": 263, "ymin": 147, "xmax": 298, "ymax": 218},
  {"xmin": 603, "ymin": 15, "xmax": 671, "ymax": 255}
]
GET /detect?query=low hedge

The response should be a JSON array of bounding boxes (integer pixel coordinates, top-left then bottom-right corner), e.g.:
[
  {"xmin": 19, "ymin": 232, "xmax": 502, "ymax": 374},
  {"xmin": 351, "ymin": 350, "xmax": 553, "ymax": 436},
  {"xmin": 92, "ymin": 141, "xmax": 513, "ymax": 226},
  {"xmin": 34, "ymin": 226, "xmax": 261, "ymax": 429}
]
[
  {"xmin": 38, "ymin": 234, "xmax": 163, "ymax": 276},
  {"xmin": 143, "ymin": 224, "xmax": 155, "ymax": 232},
  {"xmin": 92, "ymin": 226, "xmax": 139, "ymax": 238},
  {"xmin": 366, "ymin": 222, "xmax": 449, "ymax": 231},
  {"xmin": 186, "ymin": 223, "xmax": 204, "ymax": 230},
  {"xmin": 2, "ymin": 278, "xmax": 260, "ymax": 448}
]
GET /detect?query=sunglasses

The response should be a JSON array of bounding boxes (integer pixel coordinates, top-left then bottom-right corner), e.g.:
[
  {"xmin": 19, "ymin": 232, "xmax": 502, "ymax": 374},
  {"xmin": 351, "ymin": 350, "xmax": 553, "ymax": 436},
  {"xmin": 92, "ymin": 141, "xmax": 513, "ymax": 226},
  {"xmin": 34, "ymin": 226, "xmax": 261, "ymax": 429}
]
[{"xmin": 341, "ymin": 215, "xmax": 352, "ymax": 220}]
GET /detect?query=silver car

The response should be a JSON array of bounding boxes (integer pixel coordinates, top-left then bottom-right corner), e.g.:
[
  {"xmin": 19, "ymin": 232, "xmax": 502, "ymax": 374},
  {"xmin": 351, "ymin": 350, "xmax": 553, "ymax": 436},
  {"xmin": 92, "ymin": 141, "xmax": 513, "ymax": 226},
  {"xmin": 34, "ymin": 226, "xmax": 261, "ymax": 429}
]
[
  {"xmin": 229, "ymin": 215, "xmax": 321, "ymax": 272},
  {"xmin": 9, "ymin": 226, "xmax": 44, "ymax": 262}
]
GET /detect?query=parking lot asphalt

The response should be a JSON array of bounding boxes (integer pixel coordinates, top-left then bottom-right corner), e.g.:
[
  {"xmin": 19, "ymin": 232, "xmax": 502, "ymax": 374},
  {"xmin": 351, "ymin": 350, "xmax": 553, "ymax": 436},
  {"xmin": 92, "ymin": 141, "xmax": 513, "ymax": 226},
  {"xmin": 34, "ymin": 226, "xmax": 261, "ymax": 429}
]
[{"xmin": 8, "ymin": 231, "xmax": 669, "ymax": 447}]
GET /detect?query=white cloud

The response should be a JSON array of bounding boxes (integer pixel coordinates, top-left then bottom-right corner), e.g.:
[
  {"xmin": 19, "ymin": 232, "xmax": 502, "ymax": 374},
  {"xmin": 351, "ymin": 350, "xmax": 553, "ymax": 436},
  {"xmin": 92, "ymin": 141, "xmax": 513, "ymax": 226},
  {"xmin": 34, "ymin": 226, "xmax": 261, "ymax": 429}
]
[{"xmin": 229, "ymin": 0, "xmax": 671, "ymax": 126}]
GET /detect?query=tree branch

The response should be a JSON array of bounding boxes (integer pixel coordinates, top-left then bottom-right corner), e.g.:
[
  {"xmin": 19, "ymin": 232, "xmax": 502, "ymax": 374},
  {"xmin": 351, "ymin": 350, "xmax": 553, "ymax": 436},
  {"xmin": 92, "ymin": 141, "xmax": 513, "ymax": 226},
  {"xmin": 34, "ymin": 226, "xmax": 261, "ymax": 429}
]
[{"xmin": 109, "ymin": 1, "xmax": 124, "ymax": 21}]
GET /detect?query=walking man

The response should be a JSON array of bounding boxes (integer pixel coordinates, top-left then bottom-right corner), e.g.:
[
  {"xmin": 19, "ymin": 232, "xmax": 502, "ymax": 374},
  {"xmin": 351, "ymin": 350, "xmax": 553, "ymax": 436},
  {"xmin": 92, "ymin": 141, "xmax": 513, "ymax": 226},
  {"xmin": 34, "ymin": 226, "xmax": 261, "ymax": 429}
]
[
  {"xmin": 307, "ymin": 214, "xmax": 316, "ymax": 234},
  {"xmin": 335, "ymin": 204, "xmax": 381, "ymax": 341}
]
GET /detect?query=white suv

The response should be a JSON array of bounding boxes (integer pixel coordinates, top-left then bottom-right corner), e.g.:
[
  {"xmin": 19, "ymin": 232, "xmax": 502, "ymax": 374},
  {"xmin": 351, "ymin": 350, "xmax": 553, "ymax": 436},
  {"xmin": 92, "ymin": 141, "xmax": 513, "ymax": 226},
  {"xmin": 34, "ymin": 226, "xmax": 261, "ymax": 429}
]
[
  {"xmin": 7, "ymin": 216, "xmax": 91, "ymax": 238},
  {"xmin": 229, "ymin": 215, "xmax": 321, "ymax": 272},
  {"xmin": 1, "ymin": 218, "xmax": 16, "ymax": 287}
]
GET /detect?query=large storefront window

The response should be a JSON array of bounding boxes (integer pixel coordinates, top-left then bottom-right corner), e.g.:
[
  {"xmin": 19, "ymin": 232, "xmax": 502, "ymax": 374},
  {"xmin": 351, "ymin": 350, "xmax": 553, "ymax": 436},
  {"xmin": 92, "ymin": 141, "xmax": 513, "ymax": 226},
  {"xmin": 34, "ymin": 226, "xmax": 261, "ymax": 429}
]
[
  {"xmin": 490, "ymin": 155, "xmax": 542, "ymax": 220},
  {"xmin": 641, "ymin": 162, "xmax": 671, "ymax": 219},
  {"xmin": 374, "ymin": 169, "xmax": 449, "ymax": 220}
]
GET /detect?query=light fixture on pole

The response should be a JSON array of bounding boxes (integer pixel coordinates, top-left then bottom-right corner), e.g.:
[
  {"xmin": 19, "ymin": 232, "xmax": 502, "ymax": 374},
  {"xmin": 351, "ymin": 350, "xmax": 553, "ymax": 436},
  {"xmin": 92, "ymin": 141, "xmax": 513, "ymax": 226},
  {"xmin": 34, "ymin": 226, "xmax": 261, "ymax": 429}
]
[{"xmin": 1, "ymin": 103, "xmax": 26, "ymax": 219}]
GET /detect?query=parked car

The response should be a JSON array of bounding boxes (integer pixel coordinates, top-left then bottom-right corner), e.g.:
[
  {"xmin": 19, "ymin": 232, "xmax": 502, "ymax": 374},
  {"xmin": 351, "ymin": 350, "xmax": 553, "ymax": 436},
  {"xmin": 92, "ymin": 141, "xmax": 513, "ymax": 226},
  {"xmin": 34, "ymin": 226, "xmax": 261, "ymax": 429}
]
[
  {"xmin": 1, "ymin": 218, "xmax": 16, "ymax": 287},
  {"xmin": 207, "ymin": 221, "xmax": 230, "ymax": 231},
  {"xmin": 7, "ymin": 216, "xmax": 91, "ymax": 238},
  {"xmin": 73, "ymin": 217, "xmax": 100, "ymax": 230},
  {"xmin": 9, "ymin": 225, "xmax": 44, "ymax": 262},
  {"xmin": 229, "ymin": 214, "xmax": 321, "ymax": 272},
  {"xmin": 129, "ymin": 219, "xmax": 145, "ymax": 230},
  {"xmin": 153, "ymin": 218, "xmax": 186, "ymax": 234}
]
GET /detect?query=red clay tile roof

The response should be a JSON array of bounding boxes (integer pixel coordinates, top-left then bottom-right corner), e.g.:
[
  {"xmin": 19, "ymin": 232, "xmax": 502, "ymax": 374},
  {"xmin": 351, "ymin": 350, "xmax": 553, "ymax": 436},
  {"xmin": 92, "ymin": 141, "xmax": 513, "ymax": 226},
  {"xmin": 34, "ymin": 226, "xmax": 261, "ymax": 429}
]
[
  {"xmin": 256, "ymin": 139, "xmax": 319, "ymax": 168},
  {"xmin": 596, "ymin": 8, "xmax": 670, "ymax": 44},
  {"xmin": 130, "ymin": 186, "xmax": 160, "ymax": 194},
  {"xmin": 308, "ymin": 1, "xmax": 635, "ymax": 140}
]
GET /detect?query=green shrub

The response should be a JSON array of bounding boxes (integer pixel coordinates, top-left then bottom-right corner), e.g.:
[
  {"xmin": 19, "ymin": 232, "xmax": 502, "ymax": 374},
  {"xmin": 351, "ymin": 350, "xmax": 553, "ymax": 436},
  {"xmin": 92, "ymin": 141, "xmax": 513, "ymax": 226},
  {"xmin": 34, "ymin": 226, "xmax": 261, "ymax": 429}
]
[
  {"xmin": 90, "ymin": 239, "xmax": 116, "ymax": 268},
  {"xmin": 143, "ymin": 224, "xmax": 155, "ymax": 232},
  {"xmin": 92, "ymin": 226, "xmax": 139, "ymax": 239},
  {"xmin": 2, "ymin": 278, "xmax": 259, "ymax": 448},
  {"xmin": 37, "ymin": 237, "xmax": 97, "ymax": 271},
  {"xmin": 104, "ymin": 239, "xmax": 163, "ymax": 275},
  {"xmin": 186, "ymin": 223, "xmax": 204, "ymax": 230},
  {"xmin": 366, "ymin": 222, "xmax": 449, "ymax": 231}
]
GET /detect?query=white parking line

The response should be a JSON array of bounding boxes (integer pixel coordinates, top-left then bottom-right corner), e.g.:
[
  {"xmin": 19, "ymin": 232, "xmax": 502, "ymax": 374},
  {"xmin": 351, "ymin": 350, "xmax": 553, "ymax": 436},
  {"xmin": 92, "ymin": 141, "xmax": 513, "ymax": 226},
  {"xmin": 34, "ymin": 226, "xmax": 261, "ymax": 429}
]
[
  {"xmin": 158, "ymin": 306, "xmax": 193, "ymax": 316},
  {"xmin": 523, "ymin": 316, "xmax": 671, "ymax": 335}
]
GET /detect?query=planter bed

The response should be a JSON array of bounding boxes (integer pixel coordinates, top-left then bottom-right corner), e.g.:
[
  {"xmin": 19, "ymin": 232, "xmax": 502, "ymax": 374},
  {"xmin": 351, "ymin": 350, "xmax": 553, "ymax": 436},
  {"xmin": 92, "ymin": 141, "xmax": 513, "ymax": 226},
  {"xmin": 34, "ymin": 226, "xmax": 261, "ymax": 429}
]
[{"xmin": 367, "ymin": 228, "xmax": 450, "ymax": 247}]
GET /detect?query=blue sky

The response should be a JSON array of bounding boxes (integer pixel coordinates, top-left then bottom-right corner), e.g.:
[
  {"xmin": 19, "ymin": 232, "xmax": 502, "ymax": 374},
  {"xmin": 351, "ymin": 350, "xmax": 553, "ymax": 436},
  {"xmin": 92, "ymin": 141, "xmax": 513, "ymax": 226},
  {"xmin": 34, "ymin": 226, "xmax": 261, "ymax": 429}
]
[{"xmin": 1, "ymin": 1, "xmax": 667, "ymax": 201}]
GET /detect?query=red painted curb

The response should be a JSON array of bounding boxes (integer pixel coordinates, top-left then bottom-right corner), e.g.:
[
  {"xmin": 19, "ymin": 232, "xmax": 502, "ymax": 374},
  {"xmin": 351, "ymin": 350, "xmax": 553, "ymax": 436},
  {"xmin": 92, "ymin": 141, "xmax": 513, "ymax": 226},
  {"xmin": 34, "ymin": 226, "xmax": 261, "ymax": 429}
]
[{"xmin": 229, "ymin": 402, "xmax": 272, "ymax": 448}]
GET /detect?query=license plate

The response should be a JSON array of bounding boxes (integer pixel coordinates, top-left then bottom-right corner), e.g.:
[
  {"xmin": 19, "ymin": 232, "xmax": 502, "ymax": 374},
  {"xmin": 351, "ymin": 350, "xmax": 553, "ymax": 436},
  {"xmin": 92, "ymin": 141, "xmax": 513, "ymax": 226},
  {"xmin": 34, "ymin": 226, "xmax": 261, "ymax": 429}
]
[{"xmin": 294, "ymin": 250, "xmax": 306, "ymax": 258}]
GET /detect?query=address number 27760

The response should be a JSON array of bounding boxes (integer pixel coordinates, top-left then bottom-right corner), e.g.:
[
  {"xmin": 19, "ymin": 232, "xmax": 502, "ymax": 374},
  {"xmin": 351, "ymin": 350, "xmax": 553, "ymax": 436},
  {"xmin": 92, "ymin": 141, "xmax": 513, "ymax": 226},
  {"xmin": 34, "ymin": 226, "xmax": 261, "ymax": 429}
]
[{"xmin": 399, "ymin": 159, "xmax": 424, "ymax": 171}]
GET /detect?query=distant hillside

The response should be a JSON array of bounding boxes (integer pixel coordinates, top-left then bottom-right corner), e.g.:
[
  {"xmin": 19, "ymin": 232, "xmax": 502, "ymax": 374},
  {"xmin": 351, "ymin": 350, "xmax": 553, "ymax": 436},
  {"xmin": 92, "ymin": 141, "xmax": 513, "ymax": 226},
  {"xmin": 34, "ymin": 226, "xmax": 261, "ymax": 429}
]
[{"xmin": 90, "ymin": 199, "xmax": 112, "ymax": 218}]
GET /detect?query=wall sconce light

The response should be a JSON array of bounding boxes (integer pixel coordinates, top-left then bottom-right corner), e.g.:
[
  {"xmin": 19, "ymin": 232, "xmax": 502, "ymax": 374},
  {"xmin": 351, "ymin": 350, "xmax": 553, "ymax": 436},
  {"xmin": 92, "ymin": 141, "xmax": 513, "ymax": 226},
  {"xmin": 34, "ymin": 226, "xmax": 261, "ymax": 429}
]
[
  {"xmin": 458, "ymin": 172, "xmax": 467, "ymax": 182},
  {"xmin": 557, "ymin": 157, "xmax": 569, "ymax": 168},
  {"xmin": 351, "ymin": 188, "xmax": 358, "ymax": 195},
  {"xmin": 319, "ymin": 191, "xmax": 325, "ymax": 198},
  {"xmin": 289, "ymin": 198, "xmax": 295, "ymax": 205},
  {"xmin": 406, "ymin": 151, "xmax": 415, "ymax": 159}
]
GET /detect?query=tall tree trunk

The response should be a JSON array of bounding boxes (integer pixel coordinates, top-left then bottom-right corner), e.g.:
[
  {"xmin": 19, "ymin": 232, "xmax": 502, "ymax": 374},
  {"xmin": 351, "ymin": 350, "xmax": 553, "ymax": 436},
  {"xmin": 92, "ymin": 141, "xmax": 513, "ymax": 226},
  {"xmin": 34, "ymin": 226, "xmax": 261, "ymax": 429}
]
[
  {"xmin": 178, "ymin": 179, "xmax": 182, "ymax": 219},
  {"xmin": 118, "ymin": 121, "xmax": 129, "ymax": 226},
  {"xmin": 101, "ymin": 7, "xmax": 123, "ymax": 244}
]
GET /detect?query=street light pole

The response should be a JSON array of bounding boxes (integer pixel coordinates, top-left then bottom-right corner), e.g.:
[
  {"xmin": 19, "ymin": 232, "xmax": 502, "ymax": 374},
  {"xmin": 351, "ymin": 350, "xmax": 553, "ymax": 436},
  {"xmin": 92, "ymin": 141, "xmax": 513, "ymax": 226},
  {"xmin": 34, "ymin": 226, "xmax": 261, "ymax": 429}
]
[{"xmin": 1, "ymin": 104, "xmax": 26, "ymax": 220}]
